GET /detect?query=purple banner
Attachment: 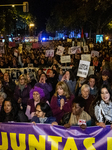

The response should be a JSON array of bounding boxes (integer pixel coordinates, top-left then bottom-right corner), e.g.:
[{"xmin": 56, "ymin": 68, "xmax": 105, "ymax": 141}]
[{"xmin": 0, "ymin": 123, "xmax": 112, "ymax": 150}]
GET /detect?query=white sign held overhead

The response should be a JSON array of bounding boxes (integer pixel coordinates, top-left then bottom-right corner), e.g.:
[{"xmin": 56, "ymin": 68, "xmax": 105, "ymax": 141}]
[
  {"xmin": 83, "ymin": 45, "xmax": 89, "ymax": 52},
  {"xmin": 91, "ymin": 50, "xmax": 99, "ymax": 58},
  {"xmin": 68, "ymin": 46, "xmax": 81, "ymax": 54},
  {"xmin": 61, "ymin": 55, "xmax": 71, "ymax": 63},
  {"xmin": 77, "ymin": 60, "xmax": 90, "ymax": 78},
  {"xmin": 56, "ymin": 46, "xmax": 65, "ymax": 56},
  {"xmin": 81, "ymin": 54, "xmax": 91, "ymax": 62},
  {"xmin": 45, "ymin": 50, "xmax": 54, "ymax": 57}
]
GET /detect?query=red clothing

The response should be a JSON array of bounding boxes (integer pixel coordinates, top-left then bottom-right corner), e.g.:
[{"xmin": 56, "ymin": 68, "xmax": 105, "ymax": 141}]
[{"xmin": 50, "ymin": 94, "xmax": 74, "ymax": 123}]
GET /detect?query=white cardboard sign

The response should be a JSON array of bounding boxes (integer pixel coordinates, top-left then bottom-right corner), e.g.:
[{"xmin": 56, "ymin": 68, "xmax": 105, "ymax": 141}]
[
  {"xmin": 45, "ymin": 50, "xmax": 54, "ymax": 57},
  {"xmin": 83, "ymin": 45, "xmax": 89, "ymax": 52},
  {"xmin": 77, "ymin": 60, "xmax": 90, "ymax": 78},
  {"xmin": 61, "ymin": 55, "xmax": 71, "ymax": 63},
  {"xmin": 56, "ymin": 46, "xmax": 65, "ymax": 56},
  {"xmin": 91, "ymin": 50, "xmax": 99, "ymax": 58},
  {"xmin": 68, "ymin": 46, "xmax": 81, "ymax": 54},
  {"xmin": 81, "ymin": 54, "xmax": 91, "ymax": 62}
]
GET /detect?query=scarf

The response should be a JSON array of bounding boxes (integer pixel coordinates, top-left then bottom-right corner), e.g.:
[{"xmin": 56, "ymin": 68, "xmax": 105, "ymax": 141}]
[
  {"xmin": 39, "ymin": 117, "xmax": 47, "ymax": 123},
  {"xmin": 19, "ymin": 84, "xmax": 25, "ymax": 92},
  {"xmin": 95, "ymin": 100, "xmax": 112, "ymax": 123}
]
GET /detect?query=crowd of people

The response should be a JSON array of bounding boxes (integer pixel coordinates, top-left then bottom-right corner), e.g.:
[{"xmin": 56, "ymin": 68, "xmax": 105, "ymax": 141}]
[{"xmin": 0, "ymin": 39, "xmax": 112, "ymax": 129}]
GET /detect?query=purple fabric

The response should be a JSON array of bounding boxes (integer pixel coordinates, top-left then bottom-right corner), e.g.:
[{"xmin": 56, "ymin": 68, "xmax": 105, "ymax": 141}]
[
  {"xmin": 35, "ymin": 82, "xmax": 52, "ymax": 100},
  {"xmin": 50, "ymin": 94, "xmax": 74, "ymax": 123},
  {"xmin": 14, "ymin": 84, "xmax": 31, "ymax": 105},
  {"xmin": 0, "ymin": 123, "xmax": 111, "ymax": 150},
  {"xmin": 30, "ymin": 86, "xmax": 45, "ymax": 99}
]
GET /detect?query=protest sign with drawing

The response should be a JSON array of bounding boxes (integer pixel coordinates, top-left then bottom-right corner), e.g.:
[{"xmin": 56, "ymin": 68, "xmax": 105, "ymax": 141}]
[
  {"xmin": 56, "ymin": 46, "xmax": 65, "ymax": 56},
  {"xmin": 45, "ymin": 50, "xmax": 54, "ymax": 57},
  {"xmin": 77, "ymin": 60, "xmax": 90, "ymax": 78},
  {"xmin": 83, "ymin": 45, "xmax": 89, "ymax": 52},
  {"xmin": 61, "ymin": 55, "xmax": 71, "ymax": 63},
  {"xmin": 91, "ymin": 50, "xmax": 99, "ymax": 58},
  {"xmin": 81, "ymin": 54, "xmax": 91, "ymax": 62},
  {"xmin": 68, "ymin": 46, "xmax": 81, "ymax": 54}
]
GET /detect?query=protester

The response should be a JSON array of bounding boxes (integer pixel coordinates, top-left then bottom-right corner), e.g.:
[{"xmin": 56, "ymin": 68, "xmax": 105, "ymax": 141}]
[
  {"xmin": 25, "ymin": 86, "xmax": 45, "ymax": 120},
  {"xmin": 91, "ymin": 56, "xmax": 101, "ymax": 75},
  {"xmin": 75, "ymin": 77, "xmax": 87, "ymax": 96},
  {"xmin": 48, "ymin": 69, "xmax": 58, "ymax": 98},
  {"xmin": 64, "ymin": 96, "xmax": 91, "ymax": 129},
  {"xmin": 94, "ymin": 84, "xmax": 112, "ymax": 128},
  {"xmin": 88, "ymin": 75, "xmax": 98, "ymax": 97},
  {"xmin": 36, "ymin": 68, "xmax": 43, "ymax": 81},
  {"xmin": 98, "ymin": 69, "xmax": 111, "ymax": 88},
  {"xmin": 14, "ymin": 74, "xmax": 31, "ymax": 112},
  {"xmin": 31, "ymin": 102, "xmax": 58, "ymax": 125},
  {"xmin": 35, "ymin": 72, "xmax": 52, "ymax": 101},
  {"xmin": 3, "ymin": 72, "xmax": 16, "ymax": 97},
  {"xmin": 0, "ymin": 92, "xmax": 6, "ymax": 111},
  {"xmin": 80, "ymin": 84, "xmax": 94, "ymax": 115},
  {"xmin": 50, "ymin": 81, "xmax": 74, "ymax": 124},
  {"xmin": 61, "ymin": 70, "xmax": 76, "ymax": 95},
  {"xmin": 0, "ymin": 98, "xmax": 19, "ymax": 122},
  {"xmin": 27, "ymin": 72, "xmax": 37, "ymax": 88}
]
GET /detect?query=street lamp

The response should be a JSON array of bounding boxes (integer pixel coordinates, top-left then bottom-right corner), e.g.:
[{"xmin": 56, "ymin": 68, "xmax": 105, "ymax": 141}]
[
  {"xmin": 29, "ymin": 23, "xmax": 35, "ymax": 27},
  {"xmin": 29, "ymin": 23, "xmax": 35, "ymax": 36},
  {"xmin": 105, "ymin": 36, "xmax": 109, "ymax": 40}
]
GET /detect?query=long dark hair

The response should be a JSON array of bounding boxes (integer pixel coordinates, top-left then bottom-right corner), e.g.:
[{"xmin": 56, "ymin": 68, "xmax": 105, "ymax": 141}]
[
  {"xmin": 36, "ymin": 102, "xmax": 52, "ymax": 117},
  {"xmin": 64, "ymin": 69, "xmax": 75, "ymax": 81},
  {"xmin": 0, "ymin": 98, "xmax": 18, "ymax": 122},
  {"xmin": 93, "ymin": 84, "xmax": 112, "ymax": 107},
  {"xmin": 39, "ymin": 72, "xmax": 49, "ymax": 83}
]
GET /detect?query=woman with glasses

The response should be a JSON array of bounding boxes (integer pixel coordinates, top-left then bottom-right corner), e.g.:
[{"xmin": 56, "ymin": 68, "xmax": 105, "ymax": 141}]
[{"xmin": 31, "ymin": 102, "xmax": 58, "ymax": 125}]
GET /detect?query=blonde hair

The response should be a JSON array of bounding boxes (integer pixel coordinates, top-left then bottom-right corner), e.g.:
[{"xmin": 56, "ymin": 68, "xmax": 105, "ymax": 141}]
[
  {"xmin": 81, "ymin": 84, "xmax": 90, "ymax": 93},
  {"xmin": 54, "ymin": 81, "xmax": 70, "ymax": 99},
  {"xmin": 18, "ymin": 74, "xmax": 27, "ymax": 85}
]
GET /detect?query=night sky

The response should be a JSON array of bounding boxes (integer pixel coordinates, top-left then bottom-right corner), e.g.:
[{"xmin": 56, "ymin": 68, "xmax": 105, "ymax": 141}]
[{"xmin": 0, "ymin": 0, "xmax": 56, "ymax": 31}]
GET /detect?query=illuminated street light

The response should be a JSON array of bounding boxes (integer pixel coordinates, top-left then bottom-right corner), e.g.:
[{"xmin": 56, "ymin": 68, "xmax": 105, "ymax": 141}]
[
  {"xmin": 12, "ymin": 5, "xmax": 15, "ymax": 7},
  {"xmin": 29, "ymin": 23, "xmax": 35, "ymax": 27},
  {"xmin": 105, "ymin": 36, "xmax": 109, "ymax": 40}
]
